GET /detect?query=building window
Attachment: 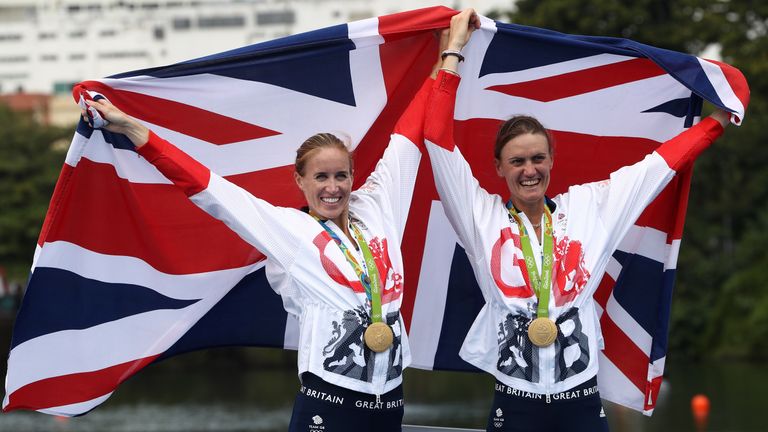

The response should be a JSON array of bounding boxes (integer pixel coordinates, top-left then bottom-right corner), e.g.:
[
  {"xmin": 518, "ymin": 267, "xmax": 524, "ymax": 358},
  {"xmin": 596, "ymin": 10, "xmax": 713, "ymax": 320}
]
[
  {"xmin": 154, "ymin": 27, "xmax": 165, "ymax": 40},
  {"xmin": 41, "ymin": 54, "xmax": 58, "ymax": 62},
  {"xmin": 256, "ymin": 10, "xmax": 295, "ymax": 25},
  {"xmin": 69, "ymin": 53, "xmax": 86, "ymax": 61},
  {"xmin": 97, "ymin": 51, "xmax": 148, "ymax": 59},
  {"xmin": 39, "ymin": 32, "xmax": 57, "ymax": 40},
  {"xmin": 54, "ymin": 82, "xmax": 77, "ymax": 95},
  {"xmin": 69, "ymin": 30, "xmax": 86, "ymax": 39},
  {"xmin": 173, "ymin": 17, "xmax": 192, "ymax": 30},
  {"xmin": 99, "ymin": 29, "xmax": 117, "ymax": 37},
  {"xmin": 0, "ymin": 34, "xmax": 23, "ymax": 42},
  {"xmin": 198, "ymin": 15, "xmax": 246, "ymax": 28},
  {"xmin": 0, "ymin": 56, "xmax": 29, "ymax": 63}
]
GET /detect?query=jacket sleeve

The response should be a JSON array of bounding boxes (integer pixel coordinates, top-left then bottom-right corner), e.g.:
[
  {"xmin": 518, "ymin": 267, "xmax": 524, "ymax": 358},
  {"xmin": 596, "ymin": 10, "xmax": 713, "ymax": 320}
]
[
  {"xmin": 352, "ymin": 76, "xmax": 431, "ymax": 240},
  {"xmin": 137, "ymin": 131, "xmax": 303, "ymax": 269},
  {"xmin": 583, "ymin": 116, "xmax": 724, "ymax": 252},
  {"xmin": 423, "ymin": 70, "xmax": 500, "ymax": 262}
]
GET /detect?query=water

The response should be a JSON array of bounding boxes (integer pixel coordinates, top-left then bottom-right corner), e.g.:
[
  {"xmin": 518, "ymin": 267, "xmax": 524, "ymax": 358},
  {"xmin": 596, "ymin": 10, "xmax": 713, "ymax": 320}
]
[{"xmin": 1, "ymin": 325, "xmax": 766, "ymax": 431}]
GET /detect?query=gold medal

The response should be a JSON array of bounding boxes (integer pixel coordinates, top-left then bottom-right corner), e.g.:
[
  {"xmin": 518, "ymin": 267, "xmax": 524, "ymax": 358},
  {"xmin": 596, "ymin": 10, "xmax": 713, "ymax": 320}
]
[
  {"xmin": 364, "ymin": 322, "xmax": 394, "ymax": 352},
  {"xmin": 528, "ymin": 317, "xmax": 558, "ymax": 347}
]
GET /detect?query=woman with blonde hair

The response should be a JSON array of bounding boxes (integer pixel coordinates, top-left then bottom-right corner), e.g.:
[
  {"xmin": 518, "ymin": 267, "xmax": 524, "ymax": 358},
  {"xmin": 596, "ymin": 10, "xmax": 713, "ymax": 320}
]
[{"xmin": 79, "ymin": 52, "xmax": 436, "ymax": 430}]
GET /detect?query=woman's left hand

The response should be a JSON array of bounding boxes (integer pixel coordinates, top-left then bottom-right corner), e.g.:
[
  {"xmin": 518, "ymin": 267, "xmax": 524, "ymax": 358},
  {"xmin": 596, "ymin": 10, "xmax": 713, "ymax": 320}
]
[{"xmin": 710, "ymin": 109, "xmax": 730, "ymax": 129}]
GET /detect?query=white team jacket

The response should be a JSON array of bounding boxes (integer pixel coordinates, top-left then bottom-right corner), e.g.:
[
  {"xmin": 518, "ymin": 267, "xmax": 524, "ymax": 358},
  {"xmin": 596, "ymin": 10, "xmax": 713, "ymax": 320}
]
[
  {"xmin": 135, "ymin": 78, "xmax": 432, "ymax": 396},
  {"xmin": 424, "ymin": 71, "xmax": 723, "ymax": 395}
]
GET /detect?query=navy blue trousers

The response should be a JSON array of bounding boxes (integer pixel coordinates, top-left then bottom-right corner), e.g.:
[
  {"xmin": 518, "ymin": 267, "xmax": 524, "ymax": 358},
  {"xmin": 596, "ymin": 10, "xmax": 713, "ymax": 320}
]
[
  {"xmin": 288, "ymin": 373, "xmax": 403, "ymax": 432},
  {"xmin": 486, "ymin": 377, "xmax": 610, "ymax": 432}
]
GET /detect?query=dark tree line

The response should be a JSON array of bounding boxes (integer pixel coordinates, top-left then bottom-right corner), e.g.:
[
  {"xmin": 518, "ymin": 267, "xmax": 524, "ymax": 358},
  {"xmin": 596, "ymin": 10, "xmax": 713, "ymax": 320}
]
[{"xmin": 0, "ymin": 106, "xmax": 70, "ymax": 282}]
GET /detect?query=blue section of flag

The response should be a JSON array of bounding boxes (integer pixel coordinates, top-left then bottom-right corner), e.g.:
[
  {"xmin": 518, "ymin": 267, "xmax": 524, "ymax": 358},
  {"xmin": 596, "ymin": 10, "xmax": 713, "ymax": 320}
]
[
  {"xmin": 482, "ymin": 24, "xmax": 609, "ymax": 76},
  {"xmin": 610, "ymin": 251, "xmax": 665, "ymax": 338},
  {"xmin": 76, "ymin": 119, "xmax": 94, "ymax": 139},
  {"xmin": 643, "ymin": 98, "xmax": 694, "ymax": 118},
  {"xmin": 159, "ymin": 269, "xmax": 287, "ymax": 360},
  {"xmin": 651, "ymin": 269, "xmax": 676, "ymax": 363},
  {"xmin": 11, "ymin": 267, "xmax": 199, "ymax": 350},
  {"xmin": 110, "ymin": 25, "xmax": 357, "ymax": 106},
  {"xmin": 487, "ymin": 22, "xmax": 733, "ymax": 114},
  {"xmin": 432, "ymin": 246, "xmax": 483, "ymax": 372},
  {"xmin": 77, "ymin": 119, "xmax": 137, "ymax": 151}
]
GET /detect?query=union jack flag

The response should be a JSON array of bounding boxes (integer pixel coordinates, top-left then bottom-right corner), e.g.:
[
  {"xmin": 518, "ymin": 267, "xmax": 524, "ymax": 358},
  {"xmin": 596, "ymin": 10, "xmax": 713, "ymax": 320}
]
[{"xmin": 3, "ymin": 6, "xmax": 748, "ymax": 416}]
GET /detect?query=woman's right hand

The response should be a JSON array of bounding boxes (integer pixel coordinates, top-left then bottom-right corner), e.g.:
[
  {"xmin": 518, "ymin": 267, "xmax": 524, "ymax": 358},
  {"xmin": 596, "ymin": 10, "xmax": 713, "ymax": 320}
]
[
  {"xmin": 437, "ymin": 9, "xmax": 480, "ymax": 77},
  {"xmin": 447, "ymin": 8, "xmax": 480, "ymax": 53},
  {"xmin": 81, "ymin": 97, "xmax": 150, "ymax": 148}
]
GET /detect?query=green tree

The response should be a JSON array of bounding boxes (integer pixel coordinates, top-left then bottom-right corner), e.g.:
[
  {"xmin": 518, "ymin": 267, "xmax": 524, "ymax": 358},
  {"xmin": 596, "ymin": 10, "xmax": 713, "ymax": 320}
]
[
  {"xmin": 0, "ymin": 105, "xmax": 71, "ymax": 282},
  {"xmin": 499, "ymin": 0, "xmax": 768, "ymax": 359}
]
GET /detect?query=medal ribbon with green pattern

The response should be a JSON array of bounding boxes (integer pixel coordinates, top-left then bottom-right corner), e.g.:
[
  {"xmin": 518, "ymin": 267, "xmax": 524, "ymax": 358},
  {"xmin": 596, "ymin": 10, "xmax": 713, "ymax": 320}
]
[
  {"xmin": 314, "ymin": 217, "xmax": 383, "ymax": 324},
  {"xmin": 506, "ymin": 201, "xmax": 554, "ymax": 319}
]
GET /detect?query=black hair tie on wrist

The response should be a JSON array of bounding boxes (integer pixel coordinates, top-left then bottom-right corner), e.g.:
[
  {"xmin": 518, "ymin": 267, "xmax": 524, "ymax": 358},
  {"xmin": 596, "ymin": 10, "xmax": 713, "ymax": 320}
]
[{"xmin": 441, "ymin": 49, "xmax": 465, "ymax": 62}]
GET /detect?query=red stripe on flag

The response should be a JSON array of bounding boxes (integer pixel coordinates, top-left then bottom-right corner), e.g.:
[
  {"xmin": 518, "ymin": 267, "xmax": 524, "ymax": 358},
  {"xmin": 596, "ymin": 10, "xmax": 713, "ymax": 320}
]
[
  {"xmin": 77, "ymin": 80, "xmax": 281, "ymax": 145},
  {"xmin": 229, "ymin": 164, "xmax": 305, "ymax": 206},
  {"xmin": 378, "ymin": 6, "xmax": 453, "ymax": 43},
  {"xmin": 634, "ymin": 171, "xmax": 691, "ymax": 241},
  {"xmin": 644, "ymin": 375, "xmax": 663, "ymax": 411},
  {"xmin": 600, "ymin": 313, "xmax": 649, "ymax": 392},
  {"xmin": 486, "ymin": 58, "xmax": 666, "ymax": 102},
  {"xmin": 38, "ymin": 163, "xmax": 76, "ymax": 247},
  {"xmin": 4, "ymin": 355, "xmax": 159, "ymax": 412},
  {"xmin": 593, "ymin": 273, "xmax": 615, "ymax": 310},
  {"xmin": 44, "ymin": 158, "xmax": 265, "ymax": 275}
]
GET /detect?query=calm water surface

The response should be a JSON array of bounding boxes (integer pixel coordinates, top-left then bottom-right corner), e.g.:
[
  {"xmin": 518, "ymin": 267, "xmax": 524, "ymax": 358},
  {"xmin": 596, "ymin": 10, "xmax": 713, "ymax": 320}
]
[{"xmin": 1, "ymin": 329, "xmax": 765, "ymax": 431}]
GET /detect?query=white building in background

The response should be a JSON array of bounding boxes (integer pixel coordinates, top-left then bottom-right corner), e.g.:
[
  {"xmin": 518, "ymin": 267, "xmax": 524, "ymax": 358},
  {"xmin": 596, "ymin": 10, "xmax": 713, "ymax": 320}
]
[{"xmin": 0, "ymin": 0, "xmax": 513, "ymax": 95}]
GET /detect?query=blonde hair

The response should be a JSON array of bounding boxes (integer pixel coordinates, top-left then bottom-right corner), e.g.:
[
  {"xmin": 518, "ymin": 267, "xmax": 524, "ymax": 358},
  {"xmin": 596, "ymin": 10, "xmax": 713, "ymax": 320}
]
[{"xmin": 294, "ymin": 132, "xmax": 353, "ymax": 176}]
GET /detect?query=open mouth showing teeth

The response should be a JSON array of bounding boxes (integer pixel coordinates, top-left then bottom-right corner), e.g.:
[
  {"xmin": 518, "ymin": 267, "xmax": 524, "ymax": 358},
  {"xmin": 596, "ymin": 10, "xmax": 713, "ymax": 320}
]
[
  {"xmin": 321, "ymin": 197, "xmax": 341, "ymax": 203},
  {"xmin": 520, "ymin": 179, "xmax": 540, "ymax": 186}
]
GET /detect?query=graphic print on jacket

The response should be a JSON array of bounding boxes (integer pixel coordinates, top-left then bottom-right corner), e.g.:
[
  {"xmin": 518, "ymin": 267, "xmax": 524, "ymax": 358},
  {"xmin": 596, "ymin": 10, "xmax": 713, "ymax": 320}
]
[
  {"xmin": 496, "ymin": 311, "xmax": 539, "ymax": 382},
  {"xmin": 312, "ymin": 231, "xmax": 403, "ymax": 303},
  {"xmin": 496, "ymin": 307, "xmax": 590, "ymax": 384},
  {"xmin": 493, "ymin": 226, "xmax": 592, "ymax": 383},
  {"xmin": 554, "ymin": 307, "xmax": 589, "ymax": 382},
  {"xmin": 322, "ymin": 308, "xmax": 403, "ymax": 383},
  {"xmin": 490, "ymin": 228, "xmax": 590, "ymax": 302}
]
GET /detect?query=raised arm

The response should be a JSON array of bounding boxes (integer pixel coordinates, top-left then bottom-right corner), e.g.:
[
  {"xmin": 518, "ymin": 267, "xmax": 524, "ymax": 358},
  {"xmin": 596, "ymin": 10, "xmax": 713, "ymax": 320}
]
[
  {"xmin": 422, "ymin": 10, "xmax": 497, "ymax": 258},
  {"xmin": 589, "ymin": 109, "xmax": 727, "ymax": 253},
  {"xmin": 80, "ymin": 96, "xmax": 304, "ymax": 269},
  {"xmin": 352, "ymin": 60, "xmax": 434, "ymax": 239}
]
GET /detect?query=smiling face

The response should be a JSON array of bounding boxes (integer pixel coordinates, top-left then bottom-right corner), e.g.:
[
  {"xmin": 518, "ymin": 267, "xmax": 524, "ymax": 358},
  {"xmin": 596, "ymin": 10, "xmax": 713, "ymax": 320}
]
[
  {"xmin": 495, "ymin": 132, "xmax": 553, "ymax": 212},
  {"xmin": 294, "ymin": 146, "xmax": 353, "ymax": 227}
]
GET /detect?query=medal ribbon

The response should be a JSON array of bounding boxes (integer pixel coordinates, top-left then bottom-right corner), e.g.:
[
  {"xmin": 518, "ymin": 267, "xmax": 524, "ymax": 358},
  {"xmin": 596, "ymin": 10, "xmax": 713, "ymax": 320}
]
[
  {"xmin": 314, "ymin": 217, "xmax": 383, "ymax": 324},
  {"xmin": 506, "ymin": 201, "xmax": 554, "ymax": 319}
]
